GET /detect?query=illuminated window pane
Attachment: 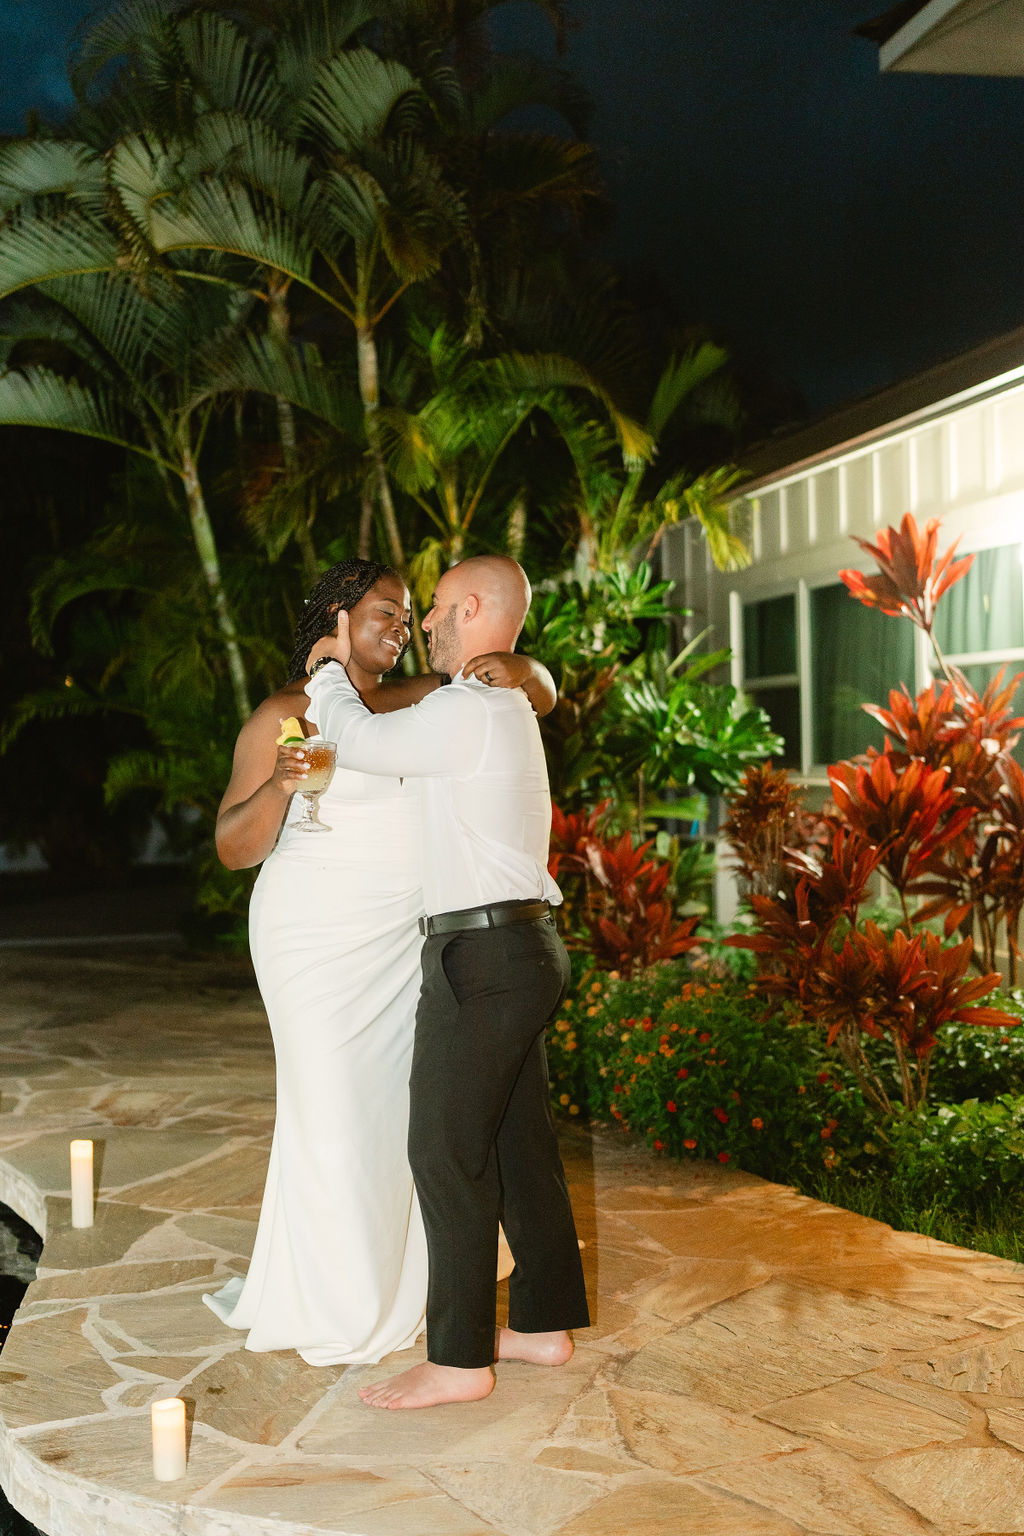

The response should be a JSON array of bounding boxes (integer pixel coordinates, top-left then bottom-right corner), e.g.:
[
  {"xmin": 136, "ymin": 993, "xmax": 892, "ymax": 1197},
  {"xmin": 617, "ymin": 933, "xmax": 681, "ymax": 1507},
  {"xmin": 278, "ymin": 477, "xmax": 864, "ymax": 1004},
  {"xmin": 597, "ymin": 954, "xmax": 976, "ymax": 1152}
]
[
  {"xmin": 811, "ymin": 584, "xmax": 915, "ymax": 763},
  {"xmin": 933, "ymin": 545, "xmax": 1024, "ymax": 656}
]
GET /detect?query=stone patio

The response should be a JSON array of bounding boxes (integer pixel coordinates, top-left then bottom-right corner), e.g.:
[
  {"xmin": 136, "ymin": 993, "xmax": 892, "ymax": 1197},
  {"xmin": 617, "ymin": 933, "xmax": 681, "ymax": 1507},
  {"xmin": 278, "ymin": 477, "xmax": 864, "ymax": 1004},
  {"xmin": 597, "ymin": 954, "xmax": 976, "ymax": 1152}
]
[{"xmin": 3, "ymin": 951, "xmax": 1024, "ymax": 1535}]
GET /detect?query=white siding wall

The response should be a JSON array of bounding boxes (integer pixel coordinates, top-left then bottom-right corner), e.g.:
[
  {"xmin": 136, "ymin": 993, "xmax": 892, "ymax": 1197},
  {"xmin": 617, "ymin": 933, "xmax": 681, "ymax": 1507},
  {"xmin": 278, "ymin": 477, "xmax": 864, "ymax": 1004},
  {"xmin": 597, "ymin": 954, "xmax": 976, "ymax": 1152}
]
[{"xmin": 664, "ymin": 375, "xmax": 1024, "ymax": 769}]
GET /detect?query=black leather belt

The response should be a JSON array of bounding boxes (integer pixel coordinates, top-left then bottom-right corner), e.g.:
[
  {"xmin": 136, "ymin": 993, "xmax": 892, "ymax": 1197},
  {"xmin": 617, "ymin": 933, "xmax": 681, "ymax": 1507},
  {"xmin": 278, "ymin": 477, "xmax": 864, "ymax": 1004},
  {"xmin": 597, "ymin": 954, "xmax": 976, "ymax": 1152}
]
[{"xmin": 419, "ymin": 900, "xmax": 550, "ymax": 937}]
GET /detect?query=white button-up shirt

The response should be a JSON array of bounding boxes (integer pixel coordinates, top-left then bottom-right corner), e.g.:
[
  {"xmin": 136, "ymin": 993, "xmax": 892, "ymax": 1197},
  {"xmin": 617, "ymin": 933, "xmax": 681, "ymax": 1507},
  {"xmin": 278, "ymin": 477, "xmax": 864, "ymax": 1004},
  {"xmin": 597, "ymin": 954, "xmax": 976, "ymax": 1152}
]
[{"xmin": 305, "ymin": 667, "xmax": 562, "ymax": 917}]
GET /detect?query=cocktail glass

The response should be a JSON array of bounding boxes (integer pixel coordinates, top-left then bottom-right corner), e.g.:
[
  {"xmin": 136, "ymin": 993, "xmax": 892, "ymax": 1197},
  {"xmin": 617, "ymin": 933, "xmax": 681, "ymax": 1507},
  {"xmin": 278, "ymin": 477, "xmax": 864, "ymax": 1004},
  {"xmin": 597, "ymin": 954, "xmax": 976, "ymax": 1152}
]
[{"xmin": 294, "ymin": 736, "xmax": 337, "ymax": 833}]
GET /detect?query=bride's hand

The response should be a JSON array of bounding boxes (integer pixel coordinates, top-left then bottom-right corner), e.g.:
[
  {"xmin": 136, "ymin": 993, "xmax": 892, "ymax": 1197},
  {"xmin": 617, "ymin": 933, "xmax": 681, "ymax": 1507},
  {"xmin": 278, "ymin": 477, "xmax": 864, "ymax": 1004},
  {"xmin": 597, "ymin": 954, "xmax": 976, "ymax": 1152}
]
[
  {"xmin": 464, "ymin": 652, "xmax": 557, "ymax": 717},
  {"xmin": 464, "ymin": 652, "xmax": 530, "ymax": 690},
  {"xmin": 306, "ymin": 612, "xmax": 351, "ymax": 675},
  {"xmin": 270, "ymin": 744, "xmax": 310, "ymax": 796}
]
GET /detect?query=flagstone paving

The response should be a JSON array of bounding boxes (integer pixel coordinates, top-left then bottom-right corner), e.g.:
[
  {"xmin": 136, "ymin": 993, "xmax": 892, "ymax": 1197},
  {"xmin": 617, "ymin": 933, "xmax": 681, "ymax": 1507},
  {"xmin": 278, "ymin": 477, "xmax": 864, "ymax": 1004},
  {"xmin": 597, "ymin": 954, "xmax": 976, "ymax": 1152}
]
[{"xmin": 3, "ymin": 952, "xmax": 1024, "ymax": 1534}]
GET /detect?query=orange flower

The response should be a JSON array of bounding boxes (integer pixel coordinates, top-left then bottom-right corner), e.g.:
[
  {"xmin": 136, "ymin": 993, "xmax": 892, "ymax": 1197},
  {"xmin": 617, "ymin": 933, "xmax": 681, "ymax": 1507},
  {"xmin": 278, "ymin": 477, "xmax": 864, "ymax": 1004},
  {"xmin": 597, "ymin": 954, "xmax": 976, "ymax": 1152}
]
[
  {"xmin": 751, "ymin": 1117, "xmax": 764, "ymax": 1130},
  {"xmin": 683, "ymin": 1138, "xmax": 697, "ymax": 1150},
  {"xmin": 666, "ymin": 1100, "xmax": 677, "ymax": 1114},
  {"xmin": 820, "ymin": 1126, "xmax": 832, "ymax": 1139},
  {"xmin": 677, "ymin": 1067, "xmax": 689, "ymax": 1080},
  {"xmin": 653, "ymin": 1139, "xmax": 665, "ymax": 1152},
  {"xmin": 712, "ymin": 1106, "xmax": 729, "ymax": 1124}
]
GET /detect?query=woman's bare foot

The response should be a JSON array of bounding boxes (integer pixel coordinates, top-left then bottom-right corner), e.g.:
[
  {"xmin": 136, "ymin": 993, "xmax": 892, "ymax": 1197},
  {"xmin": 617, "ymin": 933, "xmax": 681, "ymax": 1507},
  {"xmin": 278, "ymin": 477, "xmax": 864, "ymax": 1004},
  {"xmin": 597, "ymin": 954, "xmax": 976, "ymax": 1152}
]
[
  {"xmin": 358, "ymin": 1362, "xmax": 495, "ymax": 1410},
  {"xmin": 495, "ymin": 1327, "xmax": 574, "ymax": 1366}
]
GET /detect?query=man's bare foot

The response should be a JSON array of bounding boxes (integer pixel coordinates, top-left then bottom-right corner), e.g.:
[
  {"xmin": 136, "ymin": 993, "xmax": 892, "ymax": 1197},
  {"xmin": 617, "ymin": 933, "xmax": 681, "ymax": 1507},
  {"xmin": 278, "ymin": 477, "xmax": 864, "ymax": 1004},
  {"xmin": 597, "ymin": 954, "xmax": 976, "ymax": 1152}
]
[
  {"xmin": 496, "ymin": 1327, "xmax": 574, "ymax": 1366},
  {"xmin": 358, "ymin": 1362, "xmax": 495, "ymax": 1410}
]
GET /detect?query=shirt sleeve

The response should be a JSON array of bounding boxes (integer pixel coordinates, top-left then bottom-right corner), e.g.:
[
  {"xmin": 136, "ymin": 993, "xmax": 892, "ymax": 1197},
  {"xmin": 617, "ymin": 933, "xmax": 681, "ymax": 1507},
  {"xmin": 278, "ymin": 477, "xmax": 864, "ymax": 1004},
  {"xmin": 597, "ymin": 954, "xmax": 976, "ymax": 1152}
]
[{"xmin": 305, "ymin": 666, "xmax": 488, "ymax": 777}]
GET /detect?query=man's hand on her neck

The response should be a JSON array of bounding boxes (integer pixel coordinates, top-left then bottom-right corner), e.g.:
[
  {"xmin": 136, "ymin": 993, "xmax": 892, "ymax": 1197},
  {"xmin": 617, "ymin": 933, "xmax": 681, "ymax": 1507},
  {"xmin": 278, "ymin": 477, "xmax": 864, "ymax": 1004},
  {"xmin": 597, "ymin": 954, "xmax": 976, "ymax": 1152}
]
[{"xmin": 306, "ymin": 612, "xmax": 351, "ymax": 675}]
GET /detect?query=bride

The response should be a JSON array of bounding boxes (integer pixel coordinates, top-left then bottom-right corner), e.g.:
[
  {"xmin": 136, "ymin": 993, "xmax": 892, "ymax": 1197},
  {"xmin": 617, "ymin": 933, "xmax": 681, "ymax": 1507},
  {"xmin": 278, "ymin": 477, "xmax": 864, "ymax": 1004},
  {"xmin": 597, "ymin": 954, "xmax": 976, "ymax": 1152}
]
[{"xmin": 204, "ymin": 558, "xmax": 554, "ymax": 1365}]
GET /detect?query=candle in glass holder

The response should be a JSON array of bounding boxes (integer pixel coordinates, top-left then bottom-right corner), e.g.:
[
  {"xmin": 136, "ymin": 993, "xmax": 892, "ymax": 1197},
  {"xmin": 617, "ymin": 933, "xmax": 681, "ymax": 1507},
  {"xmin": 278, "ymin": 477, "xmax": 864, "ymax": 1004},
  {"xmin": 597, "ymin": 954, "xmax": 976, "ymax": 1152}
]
[
  {"xmin": 69, "ymin": 1139, "xmax": 93, "ymax": 1228},
  {"xmin": 151, "ymin": 1397, "xmax": 187, "ymax": 1481}
]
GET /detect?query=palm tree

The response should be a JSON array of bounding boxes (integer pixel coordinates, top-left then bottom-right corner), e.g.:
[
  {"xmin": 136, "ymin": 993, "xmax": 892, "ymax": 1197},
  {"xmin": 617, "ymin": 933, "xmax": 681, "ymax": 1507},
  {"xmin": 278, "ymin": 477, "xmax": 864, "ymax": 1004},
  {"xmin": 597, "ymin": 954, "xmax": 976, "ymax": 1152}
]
[
  {"xmin": 541, "ymin": 345, "xmax": 751, "ymax": 581},
  {"xmin": 64, "ymin": 0, "xmax": 608, "ymax": 596},
  {"xmin": 374, "ymin": 319, "xmax": 651, "ymax": 585},
  {"xmin": 0, "ymin": 253, "xmax": 255, "ymax": 722}
]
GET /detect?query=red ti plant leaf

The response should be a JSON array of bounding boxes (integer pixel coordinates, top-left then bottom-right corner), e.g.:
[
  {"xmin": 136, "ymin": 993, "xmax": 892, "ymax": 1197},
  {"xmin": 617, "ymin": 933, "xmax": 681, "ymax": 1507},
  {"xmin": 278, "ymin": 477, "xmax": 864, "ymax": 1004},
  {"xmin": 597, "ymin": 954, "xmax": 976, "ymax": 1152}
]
[
  {"xmin": 720, "ymin": 762, "xmax": 831, "ymax": 902},
  {"xmin": 548, "ymin": 799, "xmax": 612, "ymax": 880},
  {"xmin": 828, "ymin": 753, "xmax": 974, "ymax": 894},
  {"xmin": 839, "ymin": 512, "xmax": 973, "ymax": 636},
  {"xmin": 806, "ymin": 923, "xmax": 1015, "ymax": 1112},
  {"xmin": 551, "ymin": 803, "xmax": 704, "ymax": 977}
]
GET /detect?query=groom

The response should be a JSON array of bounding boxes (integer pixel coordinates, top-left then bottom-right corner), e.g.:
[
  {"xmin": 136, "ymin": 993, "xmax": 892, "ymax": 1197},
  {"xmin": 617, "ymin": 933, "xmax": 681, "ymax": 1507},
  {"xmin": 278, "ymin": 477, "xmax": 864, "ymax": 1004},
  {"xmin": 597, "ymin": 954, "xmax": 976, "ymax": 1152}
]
[{"xmin": 305, "ymin": 555, "xmax": 589, "ymax": 1409}]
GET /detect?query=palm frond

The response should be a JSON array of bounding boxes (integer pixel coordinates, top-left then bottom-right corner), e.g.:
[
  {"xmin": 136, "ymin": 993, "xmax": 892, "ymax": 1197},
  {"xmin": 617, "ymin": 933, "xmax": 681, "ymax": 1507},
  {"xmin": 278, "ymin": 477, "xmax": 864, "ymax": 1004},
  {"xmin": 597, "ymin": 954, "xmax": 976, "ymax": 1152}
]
[
  {"xmin": 372, "ymin": 138, "xmax": 464, "ymax": 280},
  {"xmin": 0, "ymin": 365, "xmax": 158, "ymax": 460},
  {"xmin": 274, "ymin": 0, "xmax": 383, "ymax": 111},
  {"xmin": 71, "ymin": 0, "xmax": 191, "ymax": 96},
  {"xmin": 0, "ymin": 208, "xmax": 118, "ymax": 301},
  {"xmin": 484, "ymin": 351, "xmax": 653, "ymax": 466},
  {"xmin": 304, "ymin": 47, "xmax": 422, "ymax": 154},
  {"xmin": 197, "ymin": 331, "xmax": 361, "ymax": 434},
  {"xmin": 28, "ymin": 551, "xmax": 155, "ymax": 654},
  {"xmin": 647, "ymin": 344, "xmax": 729, "ymax": 439},
  {"xmin": 467, "ymin": 54, "xmax": 591, "ymax": 135},
  {"xmin": 0, "ymin": 687, "xmax": 123, "ymax": 753},
  {"xmin": 0, "ymin": 139, "xmax": 104, "ymax": 215},
  {"xmin": 104, "ymin": 747, "xmax": 207, "ymax": 810},
  {"xmin": 107, "ymin": 153, "xmax": 319, "ymax": 292},
  {"xmin": 177, "ymin": 13, "xmax": 282, "ymax": 122},
  {"xmin": 681, "ymin": 466, "xmax": 752, "ymax": 572},
  {"xmin": 40, "ymin": 273, "xmax": 165, "ymax": 390}
]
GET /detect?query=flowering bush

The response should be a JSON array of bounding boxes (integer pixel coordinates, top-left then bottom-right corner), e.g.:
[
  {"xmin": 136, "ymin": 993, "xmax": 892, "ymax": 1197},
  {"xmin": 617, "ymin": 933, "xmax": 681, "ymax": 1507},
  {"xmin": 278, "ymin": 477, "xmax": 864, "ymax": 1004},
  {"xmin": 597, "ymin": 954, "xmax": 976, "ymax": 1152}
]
[{"xmin": 546, "ymin": 964, "xmax": 872, "ymax": 1182}]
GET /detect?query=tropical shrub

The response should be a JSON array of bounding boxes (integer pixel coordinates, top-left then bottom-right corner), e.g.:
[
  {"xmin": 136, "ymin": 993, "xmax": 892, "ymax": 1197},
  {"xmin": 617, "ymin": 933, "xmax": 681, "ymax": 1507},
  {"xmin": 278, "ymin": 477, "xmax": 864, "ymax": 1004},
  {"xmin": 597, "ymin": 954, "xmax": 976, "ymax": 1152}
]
[
  {"xmin": 549, "ymin": 800, "xmax": 704, "ymax": 975},
  {"xmin": 888, "ymin": 1094, "xmax": 1024, "ymax": 1215},
  {"xmin": 725, "ymin": 514, "xmax": 1022, "ymax": 1115},
  {"xmin": 546, "ymin": 965, "xmax": 872, "ymax": 1182},
  {"xmin": 524, "ymin": 562, "xmax": 781, "ymax": 827},
  {"xmin": 927, "ymin": 996, "xmax": 1024, "ymax": 1100}
]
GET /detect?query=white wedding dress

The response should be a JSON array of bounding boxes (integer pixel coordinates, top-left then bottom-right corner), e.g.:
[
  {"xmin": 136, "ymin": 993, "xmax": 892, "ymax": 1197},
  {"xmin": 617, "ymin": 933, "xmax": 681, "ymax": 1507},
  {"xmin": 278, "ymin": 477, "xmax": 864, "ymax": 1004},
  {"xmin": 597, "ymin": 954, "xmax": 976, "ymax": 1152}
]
[{"xmin": 203, "ymin": 764, "xmax": 428, "ymax": 1365}]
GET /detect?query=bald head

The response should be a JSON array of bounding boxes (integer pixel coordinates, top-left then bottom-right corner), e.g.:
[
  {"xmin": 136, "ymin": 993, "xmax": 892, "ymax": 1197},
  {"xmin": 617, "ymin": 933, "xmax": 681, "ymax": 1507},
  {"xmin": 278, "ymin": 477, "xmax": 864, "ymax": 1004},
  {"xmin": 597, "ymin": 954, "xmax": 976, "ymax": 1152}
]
[{"xmin": 422, "ymin": 555, "xmax": 533, "ymax": 674}]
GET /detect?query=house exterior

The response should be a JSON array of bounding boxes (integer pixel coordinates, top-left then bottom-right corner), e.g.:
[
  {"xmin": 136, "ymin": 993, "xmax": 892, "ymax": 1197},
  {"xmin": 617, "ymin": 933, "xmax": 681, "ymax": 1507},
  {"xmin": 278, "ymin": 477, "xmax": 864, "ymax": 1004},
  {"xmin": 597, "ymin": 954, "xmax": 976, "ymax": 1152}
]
[
  {"xmin": 857, "ymin": 0, "xmax": 1024, "ymax": 76},
  {"xmin": 666, "ymin": 328, "xmax": 1024, "ymax": 788},
  {"xmin": 662, "ymin": 331, "xmax": 1024, "ymax": 919}
]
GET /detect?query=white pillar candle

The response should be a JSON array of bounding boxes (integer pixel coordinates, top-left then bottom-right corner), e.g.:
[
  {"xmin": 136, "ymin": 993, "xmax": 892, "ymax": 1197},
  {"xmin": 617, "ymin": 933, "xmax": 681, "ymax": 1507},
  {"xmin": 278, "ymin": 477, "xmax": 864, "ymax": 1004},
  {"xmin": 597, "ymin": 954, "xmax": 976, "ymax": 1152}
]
[
  {"xmin": 69, "ymin": 1139, "xmax": 93, "ymax": 1229},
  {"xmin": 151, "ymin": 1397, "xmax": 187, "ymax": 1481}
]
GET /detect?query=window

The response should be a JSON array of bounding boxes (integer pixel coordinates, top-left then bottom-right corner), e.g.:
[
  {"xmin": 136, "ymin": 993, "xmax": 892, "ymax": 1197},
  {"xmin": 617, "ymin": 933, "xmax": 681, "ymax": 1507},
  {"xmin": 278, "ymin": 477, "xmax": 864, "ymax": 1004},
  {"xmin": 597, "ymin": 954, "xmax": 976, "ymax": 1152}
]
[
  {"xmin": 738, "ymin": 543, "xmax": 1024, "ymax": 778},
  {"xmin": 741, "ymin": 594, "xmax": 800, "ymax": 769},
  {"xmin": 934, "ymin": 545, "xmax": 1024, "ymax": 761},
  {"xmin": 810, "ymin": 583, "xmax": 915, "ymax": 764}
]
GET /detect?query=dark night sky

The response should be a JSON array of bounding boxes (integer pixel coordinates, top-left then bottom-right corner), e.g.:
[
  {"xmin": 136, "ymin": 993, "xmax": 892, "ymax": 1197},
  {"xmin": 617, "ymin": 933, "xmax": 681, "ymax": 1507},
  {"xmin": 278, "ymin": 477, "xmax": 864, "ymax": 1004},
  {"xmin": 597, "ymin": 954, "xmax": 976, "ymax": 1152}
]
[{"xmin": 3, "ymin": 0, "xmax": 1024, "ymax": 414}]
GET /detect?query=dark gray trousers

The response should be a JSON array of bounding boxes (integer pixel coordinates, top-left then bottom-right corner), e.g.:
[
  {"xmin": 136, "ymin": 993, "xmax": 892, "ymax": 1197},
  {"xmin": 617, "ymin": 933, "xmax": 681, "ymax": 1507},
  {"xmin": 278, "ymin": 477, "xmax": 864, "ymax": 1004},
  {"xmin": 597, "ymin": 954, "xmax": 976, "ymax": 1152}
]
[{"xmin": 408, "ymin": 913, "xmax": 590, "ymax": 1368}]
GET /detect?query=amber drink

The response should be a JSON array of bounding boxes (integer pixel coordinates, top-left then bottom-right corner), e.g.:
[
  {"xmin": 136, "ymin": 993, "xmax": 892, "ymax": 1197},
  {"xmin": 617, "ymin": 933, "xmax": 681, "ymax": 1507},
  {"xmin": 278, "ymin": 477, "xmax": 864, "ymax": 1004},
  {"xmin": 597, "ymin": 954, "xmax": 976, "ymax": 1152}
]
[{"xmin": 294, "ymin": 736, "xmax": 337, "ymax": 833}]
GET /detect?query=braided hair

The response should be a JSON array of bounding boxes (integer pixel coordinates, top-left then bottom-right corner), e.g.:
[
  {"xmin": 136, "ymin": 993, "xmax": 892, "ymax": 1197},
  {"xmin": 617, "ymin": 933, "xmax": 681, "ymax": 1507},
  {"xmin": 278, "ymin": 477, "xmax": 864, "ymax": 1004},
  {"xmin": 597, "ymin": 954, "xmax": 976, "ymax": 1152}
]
[{"xmin": 286, "ymin": 558, "xmax": 398, "ymax": 682}]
